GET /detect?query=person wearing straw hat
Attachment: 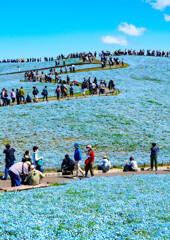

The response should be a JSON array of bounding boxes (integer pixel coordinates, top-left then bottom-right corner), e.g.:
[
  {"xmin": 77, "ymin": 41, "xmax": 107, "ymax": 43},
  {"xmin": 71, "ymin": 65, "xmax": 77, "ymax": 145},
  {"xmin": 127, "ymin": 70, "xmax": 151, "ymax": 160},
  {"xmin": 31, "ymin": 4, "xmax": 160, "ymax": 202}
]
[
  {"xmin": 85, "ymin": 145, "xmax": 94, "ymax": 178},
  {"xmin": 8, "ymin": 161, "xmax": 31, "ymax": 187},
  {"xmin": 100, "ymin": 155, "xmax": 111, "ymax": 173}
]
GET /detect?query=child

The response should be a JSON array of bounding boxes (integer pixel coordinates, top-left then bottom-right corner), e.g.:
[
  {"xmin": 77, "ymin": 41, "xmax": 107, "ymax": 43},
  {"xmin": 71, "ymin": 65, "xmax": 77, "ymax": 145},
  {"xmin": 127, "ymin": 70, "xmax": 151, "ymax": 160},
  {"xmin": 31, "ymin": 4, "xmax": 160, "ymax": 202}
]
[{"xmin": 32, "ymin": 146, "xmax": 43, "ymax": 173}]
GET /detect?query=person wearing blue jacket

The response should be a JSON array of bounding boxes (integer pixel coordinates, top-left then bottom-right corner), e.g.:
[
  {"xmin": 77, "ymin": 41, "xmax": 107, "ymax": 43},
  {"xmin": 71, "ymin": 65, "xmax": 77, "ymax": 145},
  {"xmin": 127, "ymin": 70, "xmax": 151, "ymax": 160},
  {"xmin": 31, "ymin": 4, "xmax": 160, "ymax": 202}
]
[
  {"xmin": 43, "ymin": 86, "xmax": 48, "ymax": 101},
  {"xmin": 73, "ymin": 143, "xmax": 84, "ymax": 178}
]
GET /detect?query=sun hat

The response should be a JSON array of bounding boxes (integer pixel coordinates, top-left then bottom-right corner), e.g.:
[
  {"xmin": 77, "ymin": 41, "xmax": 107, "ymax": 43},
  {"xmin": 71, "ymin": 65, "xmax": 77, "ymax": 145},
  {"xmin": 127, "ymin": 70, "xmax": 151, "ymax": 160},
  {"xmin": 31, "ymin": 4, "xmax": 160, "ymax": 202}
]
[
  {"xmin": 25, "ymin": 161, "xmax": 31, "ymax": 166},
  {"xmin": 30, "ymin": 165, "xmax": 36, "ymax": 170},
  {"xmin": 103, "ymin": 155, "xmax": 107, "ymax": 159},
  {"xmin": 74, "ymin": 143, "xmax": 79, "ymax": 147},
  {"xmin": 86, "ymin": 145, "xmax": 92, "ymax": 149}
]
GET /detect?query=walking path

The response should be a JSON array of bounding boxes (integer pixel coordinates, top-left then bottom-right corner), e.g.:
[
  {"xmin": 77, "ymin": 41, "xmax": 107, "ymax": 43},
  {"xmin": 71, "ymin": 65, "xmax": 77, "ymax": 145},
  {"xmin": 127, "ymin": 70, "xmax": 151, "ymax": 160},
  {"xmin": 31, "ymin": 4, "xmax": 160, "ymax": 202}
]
[
  {"xmin": 0, "ymin": 89, "xmax": 120, "ymax": 108},
  {"xmin": 0, "ymin": 167, "xmax": 169, "ymax": 192}
]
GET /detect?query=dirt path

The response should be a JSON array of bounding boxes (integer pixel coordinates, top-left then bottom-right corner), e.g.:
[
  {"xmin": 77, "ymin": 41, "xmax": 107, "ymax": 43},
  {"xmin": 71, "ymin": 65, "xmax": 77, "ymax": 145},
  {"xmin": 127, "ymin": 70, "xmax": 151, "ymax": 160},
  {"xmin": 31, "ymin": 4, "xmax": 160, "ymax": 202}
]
[{"xmin": 0, "ymin": 170, "xmax": 169, "ymax": 192}]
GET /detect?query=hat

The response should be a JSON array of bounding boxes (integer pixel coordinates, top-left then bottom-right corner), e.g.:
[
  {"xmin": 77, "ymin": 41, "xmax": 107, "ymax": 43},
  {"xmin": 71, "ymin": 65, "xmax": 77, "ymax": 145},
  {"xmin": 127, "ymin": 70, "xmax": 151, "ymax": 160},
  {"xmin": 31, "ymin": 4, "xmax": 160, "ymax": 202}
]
[
  {"xmin": 74, "ymin": 143, "xmax": 79, "ymax": 147},
  {"xmin": 30, "ymin": 165, "xmax": 36, "ymax": 170},
  {"xmin": 86, "ymin": 145, "xmax": 92, "ymax": 149},
  {"xmin": 25, "ymin": 161, "xmax": 31, "ymax": 166},
  {"xmin": 103, "ymin": 155, "xmax": 107, "ymax": 159}
]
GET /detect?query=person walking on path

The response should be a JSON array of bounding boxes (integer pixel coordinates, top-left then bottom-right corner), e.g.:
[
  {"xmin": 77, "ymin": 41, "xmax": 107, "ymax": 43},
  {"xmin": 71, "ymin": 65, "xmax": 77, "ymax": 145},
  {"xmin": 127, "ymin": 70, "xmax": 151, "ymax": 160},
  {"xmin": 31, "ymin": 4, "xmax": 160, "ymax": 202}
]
[
  {"xmin": 2, "ymin": 144, "xmax": 16, "ymax": 180},
  {"xmin": 43, "ymin": 86, "xmax": 48, "ymax": 101},
  {"xmin": 73, "ymin": 143, "xmax": 84, "ymax": 178},
  {"xmin": 1, "ymin": 88, "xmax": 5, "ymax": 106},
  {"xmin": 56, "ymin": 86, "xmax": 60, "ymax": 100},
  {"xmin": 16, "ymin": 89, "xmax": 20, "ymax": 104},
  {"xmin": 32, "ymin": 86, "xmax": 39, "ymax": 103},
  {"xmin": 85, "ymin": 145, "xmax": 94, "ymax": 177},
  {"xmin": 8, "ymin": 161, "xmax": 31, "ymax": 187},
  {"xmin": 70, "ymin": 84, "xmax": 74, "ymax": 96},
  {"xmin": 150, "ymin": 143, "xmax": 163, "ymax": 171},
  {"xmin": 19, "ymin": 87, "xmax": 25, "ymax": 103},
  {"xmin": 11, "ymin": 89, "xmax": 15, "ymax": 105},
  {"xmin": 32, "ymin": 146, "xmax": 43, "ymax": 173}
]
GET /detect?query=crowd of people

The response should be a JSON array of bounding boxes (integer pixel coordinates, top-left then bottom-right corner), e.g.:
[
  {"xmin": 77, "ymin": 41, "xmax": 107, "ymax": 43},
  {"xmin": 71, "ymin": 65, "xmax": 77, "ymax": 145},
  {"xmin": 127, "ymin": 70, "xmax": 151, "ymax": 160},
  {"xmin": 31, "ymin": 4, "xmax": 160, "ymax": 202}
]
[
  {"xmin": 1, "ymin": 142, "xmax": 163, "ymax": 187},
  {"xmin": 0, "ymin": 76, "xmax": 116, "ymax": 106},
  {"xmin": 1, "ymin": 48, "xmax": 169, "ymax": 64}
]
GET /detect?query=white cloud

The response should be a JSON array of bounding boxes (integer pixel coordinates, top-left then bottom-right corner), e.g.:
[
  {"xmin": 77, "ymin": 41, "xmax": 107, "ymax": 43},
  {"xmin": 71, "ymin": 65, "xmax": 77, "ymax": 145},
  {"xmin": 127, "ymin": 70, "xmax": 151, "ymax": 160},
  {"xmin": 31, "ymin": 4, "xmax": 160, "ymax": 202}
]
[
  {"xmin": 164, "ymin": 13, "xmax": 170, "ymax": 21},
  {"xmin": 118, "ymin": 22, "xmax": 146, "ymax": 36},
  {"xmin": 145, "ymin": 0, "xmax": 170, "ymax": 10},
  {"xmin": 101, "ymin": 35, "xmax": 128, "ymax": 46}
]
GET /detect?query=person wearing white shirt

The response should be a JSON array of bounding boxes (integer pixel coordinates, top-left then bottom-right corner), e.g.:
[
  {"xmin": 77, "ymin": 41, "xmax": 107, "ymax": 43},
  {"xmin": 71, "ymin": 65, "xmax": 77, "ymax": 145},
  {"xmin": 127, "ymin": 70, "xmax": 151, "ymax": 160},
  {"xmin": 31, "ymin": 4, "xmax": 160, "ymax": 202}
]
[
  {"xmin": 100, "ymin": 156, "xmax": 111, "ymax": 173},
  {"xmin": 129, "ymin": 157, "xmax": 138, "ymax": 171}
]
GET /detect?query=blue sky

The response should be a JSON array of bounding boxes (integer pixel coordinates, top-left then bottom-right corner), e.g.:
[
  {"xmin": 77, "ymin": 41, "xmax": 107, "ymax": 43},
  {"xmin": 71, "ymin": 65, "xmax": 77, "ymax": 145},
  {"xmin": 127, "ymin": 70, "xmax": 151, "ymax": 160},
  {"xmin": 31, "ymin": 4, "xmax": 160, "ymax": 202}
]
[{"xmin": 0, "ymin": 0, "xmax": 169, "ymax": 58}]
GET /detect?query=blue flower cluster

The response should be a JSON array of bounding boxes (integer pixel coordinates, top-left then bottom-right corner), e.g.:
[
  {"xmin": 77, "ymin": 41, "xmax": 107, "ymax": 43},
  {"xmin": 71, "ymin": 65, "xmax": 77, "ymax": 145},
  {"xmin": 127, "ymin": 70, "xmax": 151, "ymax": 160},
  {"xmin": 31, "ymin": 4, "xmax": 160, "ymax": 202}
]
[
  {"xmin": 0, "ymin": 174, "xmax": 169, "ymax": 239},
  {"xmin": 0, "ymin": 56, "xmax": 169, "ymax": 171}
]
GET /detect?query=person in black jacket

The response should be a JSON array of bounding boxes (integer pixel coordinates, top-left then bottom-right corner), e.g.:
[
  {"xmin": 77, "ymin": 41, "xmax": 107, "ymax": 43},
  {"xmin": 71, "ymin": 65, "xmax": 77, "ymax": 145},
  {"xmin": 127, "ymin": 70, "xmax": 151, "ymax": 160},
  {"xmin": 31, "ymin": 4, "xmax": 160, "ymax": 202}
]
[
  {"xmin": 3, "ymin": 144, "xmax": 16, "ymax": 180},
  {"xmin": 22, "ymin": 150, "xmax": 32, "ymax": 164},
  {"xmin": 61, "ymin": 154, "xmax": 75, "ymax": 175},
  {"xmin": 32, "ymin": 86, "xmax": 39, "ymax": 103}
]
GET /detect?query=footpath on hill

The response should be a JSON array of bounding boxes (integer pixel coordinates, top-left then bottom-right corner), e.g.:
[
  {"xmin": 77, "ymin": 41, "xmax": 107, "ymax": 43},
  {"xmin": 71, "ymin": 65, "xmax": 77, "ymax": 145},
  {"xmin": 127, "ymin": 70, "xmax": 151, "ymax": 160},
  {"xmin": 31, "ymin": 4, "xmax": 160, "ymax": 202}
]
[{"xmin": 0, "ymin": 168, "xmax": 169, "ymax": 192}]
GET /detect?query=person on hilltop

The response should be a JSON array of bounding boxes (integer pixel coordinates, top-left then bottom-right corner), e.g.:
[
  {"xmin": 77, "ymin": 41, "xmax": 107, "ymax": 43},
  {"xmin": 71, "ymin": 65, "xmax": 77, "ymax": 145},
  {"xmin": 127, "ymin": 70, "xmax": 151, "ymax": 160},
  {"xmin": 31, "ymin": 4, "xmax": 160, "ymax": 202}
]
[
  {"xmin": 70, "ymin": 84, "xmax": 74, "ymax": 96},
  {"xmin": 4, "ymin": 90, "xmax": 8, "ymax": 105},
  {"xmin": 2, "ymin": 144, "xmax": 16, "ymax": 180},
  {"xmin": 55, "ymin": 85, "xmax": 61, "ymax": 100},
  {"xmin": 26, "ymin": 94, "xmax": 32, "ymax": 103},
  {"xmin": 66, "ymin": 75, "xmax": 70, "ymax": 84},
  {"xmin": 16, "ymin": 89, "xmax": 20, "ymax": 104},
  {"xmin": 32, "ymin": 146, "xmax": 43, "ymax": 173},
  {"xmin": 73, "ymin": 143, "xmax": 85, "ymax": 178},
  {"xmin": 27, "ymin": 165, "xmax": 44, "ymax": 186},
  {"xmin": 100, "ymin": 155, "xmax": 111, "ymax": 173},
  {"xmin": 19, "ymin": 87, "xmax": 25, "ymax": 103},
  {"xmin": 1, "ymin": 88, "xmax": 5, "ymax": 106},
  {"xmin": 123, "ymin": 157, "xmax": 138, "ymax": 172},
  {"xmin": 61, "ymin": 154, "xmax": 75, "ymax": 175},
  {"xmin": 32, "ymin": 86, "xmax": 39, "ymax": 103},
  {"xmin": 8, "ymin": 161, "xmax": 31, "ymax": 187},
  {"xmin": 85, "ymin": 145, "xmax": 94, "ymax": 178},
  {"xmin": 10, "ymin": 89, "xmax": 15, "ymax": 105},
  {"xmin": 22, "ymin": 150, "xmax": 32, "ymax": 164},
  {"xmin": 150, "ymin": 143, "xmax": 163, "ymax": 171},
  {"xmin": 43, "ymin": 86, "xmax": 48, "ymax": 102}
]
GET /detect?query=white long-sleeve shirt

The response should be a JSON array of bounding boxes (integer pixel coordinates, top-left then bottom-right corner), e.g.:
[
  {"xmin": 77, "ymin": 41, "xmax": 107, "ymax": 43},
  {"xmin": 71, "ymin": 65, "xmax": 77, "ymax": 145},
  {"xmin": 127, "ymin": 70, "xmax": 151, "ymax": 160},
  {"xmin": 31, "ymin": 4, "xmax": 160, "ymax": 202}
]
[
  {"xmin": 32, "ymin": 152, "xmax": 42, "ymax": 166},
  {"xmin": 129, "ymin": 160, "xmax": 138, "ymax": 170}
]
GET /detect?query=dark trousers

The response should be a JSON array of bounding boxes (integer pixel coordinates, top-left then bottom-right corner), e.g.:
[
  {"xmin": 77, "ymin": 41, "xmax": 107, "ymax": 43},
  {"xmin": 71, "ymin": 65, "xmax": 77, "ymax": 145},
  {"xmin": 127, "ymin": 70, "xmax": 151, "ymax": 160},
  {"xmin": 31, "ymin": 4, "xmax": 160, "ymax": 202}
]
[
  {"xmin": 151, "ymin": 156, "xmax": 158, "ymax": 170},
  {"xmin": 57, "ymin": 93, "xmax": 60, "ymax": 100},
  {"xmin": 17, "ymin": 97, "xmax": 20, "ymax": 104},
  {"xmin": 85, "ymin": 161, "xmax": 94, "ymax": 176},
  {"xmin": 43, "ymin": 95, "xmax": 48, "ymax": 101},
  {"xmin": 36, "ymin": 165, "xmax": 43, "ymax": 173},
  {"xmin": 9, "ymin": 170, "xmax": 21, "ymax": 187},
  {"xmin": 5, "ymin": 161, "xmax": 14, "ymax": 179}
]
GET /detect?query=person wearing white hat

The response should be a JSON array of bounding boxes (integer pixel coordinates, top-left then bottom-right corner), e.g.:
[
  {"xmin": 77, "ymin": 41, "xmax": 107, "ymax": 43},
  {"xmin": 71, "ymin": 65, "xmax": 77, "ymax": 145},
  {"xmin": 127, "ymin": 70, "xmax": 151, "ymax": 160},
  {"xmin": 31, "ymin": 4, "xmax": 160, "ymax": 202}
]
[{"xmin": 100, "ymin": 156, "xmax": 111, "ymax": 173}]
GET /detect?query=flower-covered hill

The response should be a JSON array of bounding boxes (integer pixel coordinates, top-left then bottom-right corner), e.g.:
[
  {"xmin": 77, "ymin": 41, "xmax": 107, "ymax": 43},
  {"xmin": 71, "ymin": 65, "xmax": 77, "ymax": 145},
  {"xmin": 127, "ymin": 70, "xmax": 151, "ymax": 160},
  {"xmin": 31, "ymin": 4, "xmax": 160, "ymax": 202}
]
[{"xmin": 0, "ymin": 174, "xmax": 169, "ymax": 239}]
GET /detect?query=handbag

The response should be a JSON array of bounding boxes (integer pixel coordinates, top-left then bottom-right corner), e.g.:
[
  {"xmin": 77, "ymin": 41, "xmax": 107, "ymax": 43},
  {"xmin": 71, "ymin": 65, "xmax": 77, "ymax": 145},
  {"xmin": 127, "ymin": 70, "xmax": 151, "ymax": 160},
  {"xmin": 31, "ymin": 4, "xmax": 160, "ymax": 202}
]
[{"xmin": 85, "ymin": 159, "xmax": 89, "ymax": 165}]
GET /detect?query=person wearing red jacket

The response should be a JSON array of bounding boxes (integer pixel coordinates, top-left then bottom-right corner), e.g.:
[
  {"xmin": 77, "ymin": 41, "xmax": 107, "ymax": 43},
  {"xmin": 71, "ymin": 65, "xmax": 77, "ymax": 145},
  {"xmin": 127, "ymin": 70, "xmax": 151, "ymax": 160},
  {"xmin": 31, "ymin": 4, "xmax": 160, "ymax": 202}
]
[{"xmin": 85, "ymin": 145, "xmax": 94, "ymax": 178}]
